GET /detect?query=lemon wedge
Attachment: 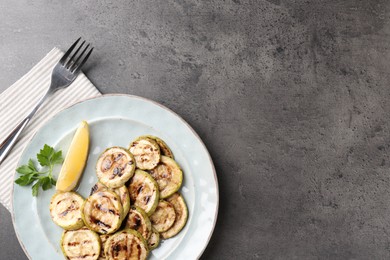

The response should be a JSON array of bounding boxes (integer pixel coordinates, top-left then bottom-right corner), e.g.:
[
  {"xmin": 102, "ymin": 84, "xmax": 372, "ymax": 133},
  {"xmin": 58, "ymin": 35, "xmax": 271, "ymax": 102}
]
[{"xmin": 56, "ymin": 121, "xmax": 90, "ymax": 192}]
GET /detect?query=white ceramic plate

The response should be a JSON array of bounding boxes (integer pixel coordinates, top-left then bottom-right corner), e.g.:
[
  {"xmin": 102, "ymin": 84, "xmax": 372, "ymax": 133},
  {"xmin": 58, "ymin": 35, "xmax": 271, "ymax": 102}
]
[{"xmin": 12, "ymin": 94, "xmax": 218, "ymax": 260}]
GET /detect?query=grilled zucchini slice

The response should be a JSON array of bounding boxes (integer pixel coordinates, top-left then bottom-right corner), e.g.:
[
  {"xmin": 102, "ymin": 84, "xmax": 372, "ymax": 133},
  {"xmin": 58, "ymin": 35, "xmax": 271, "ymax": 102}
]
[
  {"xmin": 149, "ymin": 156, "xmax": 183, "ymax": 199},
  {"xmin": 96, "ymin": 147, "xmax": 136, "ymax": 188},
  {"xmin": 161, "ymin": 193, "xmax": 188, "ymax": 239},
  {"xmin": 104, "ymin": 229, "xmax": 149, "ymax": 260},
  {"xmin": 91, "ymin": 182, "xmax": 130, "ymax": 220},
  {"xmin": 61, "ymin": 227, "xmax": 101, "ymax": 260},
  {"xmin": 141, "ymin": 135, "xmax": 174, "ymax": 159},
  {"xmin": 150, "ymin": 200, "xmax": 176, "ymax": 232},
  {"xmin": 82, "ymin": 190, "xmax": 123, "ymax": 234},
  {"xmin": 129, "ymin": 137, "xmax": 161, "ymax": 170},
  {"xmin": 98, "ymin": 234, "xmax": 111, "ymax": 260},
  {"xmin": 148, "ymin": 227, "xmax": 160, "ymax": 250},
  {"xmin": 125, "ymin": 205, "xmax": 152, "ymax": 240},
  {"xmin": 90, "ymin": 182, "xmax": 107, "ymax": 194},
  {"xmin": 50, "ymin": 192, "xmax": 84, "ymax": 230},
  {"xmin": 128, "ymin": 169, "xmax": 159, "ymax": 216}
]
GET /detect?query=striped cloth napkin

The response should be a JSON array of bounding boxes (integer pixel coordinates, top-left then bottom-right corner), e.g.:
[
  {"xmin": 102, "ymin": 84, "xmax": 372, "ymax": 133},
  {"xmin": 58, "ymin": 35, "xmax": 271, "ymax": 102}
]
[{"xmin": 0, "ymin": 48, "xmax": 101, "ymax": 212}]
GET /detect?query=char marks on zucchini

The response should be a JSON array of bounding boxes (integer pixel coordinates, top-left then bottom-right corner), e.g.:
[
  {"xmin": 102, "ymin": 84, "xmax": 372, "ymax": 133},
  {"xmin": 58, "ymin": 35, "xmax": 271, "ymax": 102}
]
[
  {"xmin": 160, "ymin": 193, "xmax": 188, "ymax": 239},
  {"xmin": 128, "ymin": 170, "xmax": 160, "ymax": 216},
  {"xmin": 129, "ymin": 137, "xmax": 161, "ymax": 170},
  {"xmin": 148, "ymin": 156, "xmax": 183, "ymax": 199},
  {"xmin": 96, "ymin": 147, "xmax": 135, "ymax": 188},
  {"xmin": 150, "ymin": 200, "xmax": 176, "ymax": 233},
  {"xmin": 50, "ymin": 192, "xmax": 85, "ymax": 230},
  {"xmin": 140, "ymin": 135, "xmax": 174, "ymax": 159},
  {"xmin": 82, "ymin": 191, "xmax": 123, "ymax": 234},
  {"xmin": 61, "ymin": 227, "xmax": 101, "ymax": 260},
  {"xmin": 125, "ymin": 205, "xmax": 152, "ymax": 240},
  {"xmin": 147, "ymin": 228, "xmax": 160, "ymax": 250},
  {"xmin": 98, "ymin": 234, "xmax": 111, "ymax": 259},
  {"xmin": 90, "ymin": 182, "xmax": 130, "ymax": 220},
  {"xmin": 104, "ymin": 229, "xmax": 149, "ymax": 260}
]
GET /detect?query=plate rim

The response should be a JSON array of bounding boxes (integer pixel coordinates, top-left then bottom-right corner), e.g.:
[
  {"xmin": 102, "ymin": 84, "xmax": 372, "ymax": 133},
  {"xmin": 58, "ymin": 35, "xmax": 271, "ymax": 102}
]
[{"xmin": 11, "ymin": 93, "xmax": 219, "ymax": 259}]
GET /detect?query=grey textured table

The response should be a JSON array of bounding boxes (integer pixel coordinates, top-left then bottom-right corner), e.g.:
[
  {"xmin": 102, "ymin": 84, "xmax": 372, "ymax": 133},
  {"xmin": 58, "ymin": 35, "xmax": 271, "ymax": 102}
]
[{"xmin": 1, "ymin": 0, "xmax": 390, "ymax": 259}]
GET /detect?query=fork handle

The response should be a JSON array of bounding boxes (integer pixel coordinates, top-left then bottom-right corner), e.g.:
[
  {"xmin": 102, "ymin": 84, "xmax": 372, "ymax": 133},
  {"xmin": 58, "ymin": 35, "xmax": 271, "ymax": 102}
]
[
  {"xmin": 0, "ymin": 117, "xmax": 31, "ymax": 164},
  {"xmin": 0, "ymin": 90, "xmax": 50, "ymax": 165}
]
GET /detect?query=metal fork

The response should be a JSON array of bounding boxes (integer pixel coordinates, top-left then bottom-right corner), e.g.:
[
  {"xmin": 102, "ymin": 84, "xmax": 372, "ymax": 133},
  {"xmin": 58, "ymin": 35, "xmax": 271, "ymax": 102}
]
[{"xmin": 0, "ymin": 38, "xmax": 93, "ymax": 165}]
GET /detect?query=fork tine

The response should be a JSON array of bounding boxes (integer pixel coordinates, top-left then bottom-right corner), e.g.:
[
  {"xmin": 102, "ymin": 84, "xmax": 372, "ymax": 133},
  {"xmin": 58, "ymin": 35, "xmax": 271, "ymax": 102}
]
[
  {"xmin": 69, "ymin": 43, "xmax": 90, "ymax": 71},
  {"xmin": 64, "ymin": 40, "xmax": 85, "ymax": 68},
  {"xmin": 72, "ymin": 47, "xmax": 94, "ymax": 74},
  {"xmin": 59, "ymin": 37, "xmax": 81, "ymax": 65}
]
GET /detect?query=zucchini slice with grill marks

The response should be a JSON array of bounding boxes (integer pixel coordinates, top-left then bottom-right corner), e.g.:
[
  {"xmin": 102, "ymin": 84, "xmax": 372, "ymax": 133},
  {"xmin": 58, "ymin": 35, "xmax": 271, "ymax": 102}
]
[
  {"xmin": 96, "ymin": 147, "xmax": 136, "ymax": 188},
  {"xmin": 91, "ymin": 182, "xmax": 130, "ymax": 220},
  {"xmin": 98, "ymin": 234, "xmax": 111, "ymax": 260},
  {"xmin": 150, "ymin": 200, "xmax": 176, "ymax": 233},
  {"xmin": 161, "ymin": 193, "xmax": 188, "ymax": 239},
  {"xmin": 61, "ymin": 227, "xmax": 101, "ymax": 260},
  {"xmin": 148, "ymin": 227, "xmax": 160, "ymax": 250},
  {"xmin": 50, "ymin": 192, "xmax": 84, "ymax": 230},
  {"xmin": 129, "ymin": 137, "xmax": 161, "ymax": 170},
  {"xmin": 82, "ymin": 190, "xmax": 123, "ymax": 234},
  {"xmin": 104, "ymin": 229, "xmax": 149, "ymax": 260},
  {"xmin": 125, "ymin": 205, "xmax": 152, "ymax": 240},
  {"xmin": 149, "ymin": 156, "xmax": 183, "ymax": 199},
  {"xmin": 90, "ymin": 181, "xmax": 107, "ymax": 195},
  {"xmin": 141, "ymin": 135, "xmax": 174, "ymax": 159},
  {"xmin": 128, "ymin": 169, "xmax": 159, "ymax": 216},
  {"xmin": 114, "ymin": 186, "xmax": 130, "ymax": 218}
]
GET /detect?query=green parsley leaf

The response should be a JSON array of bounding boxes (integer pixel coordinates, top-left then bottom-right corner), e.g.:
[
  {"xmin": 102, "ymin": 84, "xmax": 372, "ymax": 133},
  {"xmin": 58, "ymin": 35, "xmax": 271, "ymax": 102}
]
[
  {"xmin": 41, "ymin": 177, "xmax": 53, "ymax": 191},
  {"xmin": 15, "ymin": 173, "xmax": 38, "ymax": 186},
  {"xmin": 16, "ymin": 159, "xmax": 38, "ymax": 175},
  {"xmin": 37, "ymin": 144, "xmax": 55, "ymax": 167},
  {"xmin": 15, "ymin": 144, "xmax": 63, "ymax": 196},
  {"xmin": 28, "ymin": 159, "xmax": 37, "ymax": 171},
  {"xmin": 32, "ymin": 181, "xmax": 40, "ymax": 196},
  {"xmin": 16, "ymin": 165, "xmax": 34, "ymax": 175},
  {"xmin": 51, "ymin": 150, "xmax": 63, "ymax": 165}
]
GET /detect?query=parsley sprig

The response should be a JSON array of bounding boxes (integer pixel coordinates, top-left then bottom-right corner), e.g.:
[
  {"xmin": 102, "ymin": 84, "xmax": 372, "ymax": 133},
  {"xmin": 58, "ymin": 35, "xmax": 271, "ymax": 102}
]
[{"xmin": 15, "ymin": 144, "xmax": 63, "ymax": 196}]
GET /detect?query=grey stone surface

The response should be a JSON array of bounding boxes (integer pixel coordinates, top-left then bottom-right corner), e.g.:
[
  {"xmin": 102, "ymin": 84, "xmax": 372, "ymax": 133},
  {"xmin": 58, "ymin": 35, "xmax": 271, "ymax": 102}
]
[
  {"xmin": 0, "ymin": 203, "xmax": 24, "ymax": 259},
  {"xmin": 1, "ymin": 0, "xmax": 390, "ymax": 259}
]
